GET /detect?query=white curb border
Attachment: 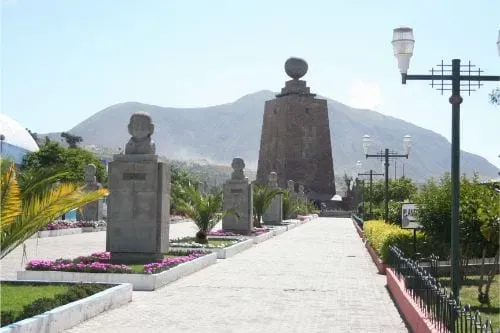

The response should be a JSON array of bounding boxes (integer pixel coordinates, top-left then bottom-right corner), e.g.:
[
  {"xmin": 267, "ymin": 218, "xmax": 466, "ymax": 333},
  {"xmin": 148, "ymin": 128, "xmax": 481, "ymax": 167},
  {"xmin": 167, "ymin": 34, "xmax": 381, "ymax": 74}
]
[
  {"xmin": 17, "ymin": 252, "xmax": 217, "ymax": 291},
  {"xmin": 0, "ymin": 282, "xmax": 132, "ymax": 333}
]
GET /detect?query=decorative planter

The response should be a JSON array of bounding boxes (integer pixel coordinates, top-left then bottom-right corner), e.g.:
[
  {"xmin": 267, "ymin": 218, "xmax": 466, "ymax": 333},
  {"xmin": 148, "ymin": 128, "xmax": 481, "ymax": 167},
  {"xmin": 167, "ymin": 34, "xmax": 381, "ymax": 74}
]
[
  {"xmin": 270, "ymin": 226, "xmax": 287, "ymax": 236},
  {"xmin": 17, "ymin": 253, "xmax": 217, "ymax": 291},
  {"xmin": 0, "ymin": 282, "xmax": 132, "ymax": 333},
  {"xmin": 31, "ymin": 228, "xmax": 83, "ymax": 239},
  {"xmin": 171, "ymin": 239, "xmax": 253, "ymax": 259},
  {"xmin": 365, "ymin": 242, "xmax": 386, "ymax": 274},
  {"xmin": 252, "ymin": 231, "xmax": 274, "ymax": 244}
]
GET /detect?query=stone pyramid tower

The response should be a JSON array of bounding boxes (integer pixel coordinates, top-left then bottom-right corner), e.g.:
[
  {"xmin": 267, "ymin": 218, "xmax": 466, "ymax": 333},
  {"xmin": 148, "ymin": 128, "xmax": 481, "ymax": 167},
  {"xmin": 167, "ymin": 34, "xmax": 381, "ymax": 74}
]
[{"xmin": 256, "ymin": 57, "xmax": 335, "ymax": 201}]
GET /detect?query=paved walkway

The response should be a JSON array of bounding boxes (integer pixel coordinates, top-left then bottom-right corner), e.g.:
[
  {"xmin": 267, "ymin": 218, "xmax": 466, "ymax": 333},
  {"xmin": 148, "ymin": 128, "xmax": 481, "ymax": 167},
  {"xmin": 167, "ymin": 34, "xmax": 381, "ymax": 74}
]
[{"xmin": 60, "ymin": 218, "xmax": 408, "ymax": 333}]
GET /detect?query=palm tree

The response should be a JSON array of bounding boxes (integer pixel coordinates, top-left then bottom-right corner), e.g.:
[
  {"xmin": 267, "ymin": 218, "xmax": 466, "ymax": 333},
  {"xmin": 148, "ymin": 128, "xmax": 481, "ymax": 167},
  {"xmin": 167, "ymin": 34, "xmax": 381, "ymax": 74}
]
[
  {"xmin": 252, "ymin": 184, "xmax": 285, "ymax": 228},
  {"xmin": 176, "ymin": 184, "xmax": 236, "ymax": 244},
  {"xmin": 1, "ymin": 163, "xmax": 108, "ymax": 259}
]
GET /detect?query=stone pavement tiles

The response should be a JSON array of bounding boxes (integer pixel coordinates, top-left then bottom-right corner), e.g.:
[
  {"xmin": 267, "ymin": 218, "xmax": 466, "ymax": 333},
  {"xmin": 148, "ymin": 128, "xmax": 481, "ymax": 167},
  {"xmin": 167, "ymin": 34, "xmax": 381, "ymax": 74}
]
[{"xmin": 64, "ymin": 218, "xmax": 410, "ymax": 333}]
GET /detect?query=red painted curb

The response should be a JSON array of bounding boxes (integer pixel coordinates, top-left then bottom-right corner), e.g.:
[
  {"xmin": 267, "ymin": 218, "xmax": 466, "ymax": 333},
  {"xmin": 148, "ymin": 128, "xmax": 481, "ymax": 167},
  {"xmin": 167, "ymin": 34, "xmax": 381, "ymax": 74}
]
[
  {"xmin": 365, "ymin": 241, "xmax": 387, "ymax": 274},
  {"xmin": 386, "ymin": 268, "xmax": 440, "ymax": 333},
  {"xmin": 351, "ymin": 219, "xmax": 364, "ymax": 240}
]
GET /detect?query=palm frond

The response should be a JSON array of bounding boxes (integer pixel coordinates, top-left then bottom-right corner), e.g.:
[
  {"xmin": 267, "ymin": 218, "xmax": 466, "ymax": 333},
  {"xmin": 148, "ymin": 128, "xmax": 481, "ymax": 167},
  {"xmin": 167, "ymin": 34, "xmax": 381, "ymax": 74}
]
[
  {"xmin": 1, "ymin": 183, "xmax": 108, "ymax": 259},
  {"xmin": 176, "ymin": 184, "xmax": 224, "ymax": 233},
  {"xmin": 253, "ymin": 185, "xmax": 285, "ymax": 218},
  {"xmin": 0, "ymin": 163, "xmax": 22, "ymax": 229}
]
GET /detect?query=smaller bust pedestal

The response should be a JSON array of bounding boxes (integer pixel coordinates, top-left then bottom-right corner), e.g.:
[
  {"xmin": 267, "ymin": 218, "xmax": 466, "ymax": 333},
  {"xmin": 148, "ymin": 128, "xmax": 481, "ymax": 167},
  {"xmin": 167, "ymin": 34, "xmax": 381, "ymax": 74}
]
[
  {"xmin": 106, "ymin": 154, "xmax": 170, "ymax": 264},
  {"xmin": 263, "ymin": 195, "xmax": 282, "ymax": 225},
  {"xmin": 222, "ymin": 179, "xmax": 253, "ymax": 234},
  {"xmin": 81, "ymin": 183, "xmax": 104, "ymax": 221}
]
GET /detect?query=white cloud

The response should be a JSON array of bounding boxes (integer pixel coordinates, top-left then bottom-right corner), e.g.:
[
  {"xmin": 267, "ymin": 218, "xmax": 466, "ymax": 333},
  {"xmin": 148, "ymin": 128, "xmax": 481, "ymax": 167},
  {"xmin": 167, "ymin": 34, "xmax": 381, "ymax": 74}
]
[{"xmin": 348, "ymin": 79, "xmax": 383, "ymax": 110}]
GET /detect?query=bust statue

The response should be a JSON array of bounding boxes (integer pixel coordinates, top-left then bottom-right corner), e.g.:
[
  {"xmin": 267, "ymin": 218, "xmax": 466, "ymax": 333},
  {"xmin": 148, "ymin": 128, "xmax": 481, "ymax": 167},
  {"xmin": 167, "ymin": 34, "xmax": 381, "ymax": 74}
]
[
  {"xmin": 287, "ymin": 180, "xmax": 295, "ymax": 192},
  {"xmin": 125, "ymin": 112, "xmax": 156, "ymax": 154},
  {"xmin": 231, "ymin": 158, "xmax": 246, "ymax": 180},
  {"xmin": 85, "ymin": 163, "xmax": 97, "ymax": 183},
  {"xmin": 83, "ymin": 163, "xmax": 102, "ymax": 191},
  {"xmin": 298, "ymin": 184, "xmax": 305, "ymax": 196},
  {"xmin": 268, "ymin": 171, "xmax": 278, "ymax": 188}
]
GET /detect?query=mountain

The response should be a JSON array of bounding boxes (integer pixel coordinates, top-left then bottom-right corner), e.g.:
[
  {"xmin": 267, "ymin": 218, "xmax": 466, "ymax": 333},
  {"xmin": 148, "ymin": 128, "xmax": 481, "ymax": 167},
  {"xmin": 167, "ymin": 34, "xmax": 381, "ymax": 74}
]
[{"xmin": 44, "ymin": 90, "xmax": 499, "ymax": 181}]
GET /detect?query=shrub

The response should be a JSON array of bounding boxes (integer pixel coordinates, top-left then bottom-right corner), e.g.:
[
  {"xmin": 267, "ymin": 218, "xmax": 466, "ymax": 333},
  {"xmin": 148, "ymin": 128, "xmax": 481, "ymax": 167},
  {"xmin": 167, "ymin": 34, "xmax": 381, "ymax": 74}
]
[
  {"xmin": 363, "ymin": 220, "xmax": 427, "ymax": 261},
  {"xmin": 0, "ymin": 311, "xmax": 17, "ymax": 327}
]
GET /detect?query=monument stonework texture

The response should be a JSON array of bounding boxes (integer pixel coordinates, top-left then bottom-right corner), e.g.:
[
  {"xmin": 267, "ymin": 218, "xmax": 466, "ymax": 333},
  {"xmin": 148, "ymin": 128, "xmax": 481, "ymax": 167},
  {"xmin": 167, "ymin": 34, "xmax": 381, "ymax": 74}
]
[
  {"xmin": 262, "ymin": 171, "xmax": 283, "ymax": 225},
  {"xmin": 80, "ymin": 163, "xmax": 104, "ymax": 221},
  {"xmin": 222, "ymin": 158, "xmax": 253, "ymax": 234},
  {"xmin": 106, "ymin": 112, "xmax": 170, "ymax": 264},
  {"xmin": 256, "ymin": 57, "xmax": 335, "ymax": 201}
]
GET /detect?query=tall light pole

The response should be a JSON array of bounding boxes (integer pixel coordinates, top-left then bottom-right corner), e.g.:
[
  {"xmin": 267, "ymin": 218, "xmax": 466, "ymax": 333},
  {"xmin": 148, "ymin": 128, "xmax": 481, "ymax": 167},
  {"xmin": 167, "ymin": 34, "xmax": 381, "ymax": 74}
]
[
  {"xmin": 358, "ymin": 169, "xmax": 384, "ymax": 219},
  {"xmin": 391, "ymin": 26, "xmax": 500, "ymax": 300},
  {"xmin": 355, "ymin": 161, "xmax": 364, "ymax": 219},
  {"xmin": 363, "ymin": 135, "xmax": 412, "ymax": 223}
]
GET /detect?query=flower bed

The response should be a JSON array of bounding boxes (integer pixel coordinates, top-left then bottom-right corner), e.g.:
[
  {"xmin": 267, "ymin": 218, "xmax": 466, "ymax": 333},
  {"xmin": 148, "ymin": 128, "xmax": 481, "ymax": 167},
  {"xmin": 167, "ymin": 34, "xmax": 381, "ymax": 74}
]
[
  {"xmin": 170, "ymin": 237, "xmax": 254, "ymax": 259},
  {"xmin": 19, "ymin": 251, "xmax": 217, "ymax": 291},
  {"xmin": 26, "ymin": 251, "xmax": 206, "ymax": 275},
  {"xmin": 40, "ymin": 221, "xmax": 80, "ymax": 231},
  {"xmin": 207, "ymin": 228, "xmax": 270, "ymax": 237}
]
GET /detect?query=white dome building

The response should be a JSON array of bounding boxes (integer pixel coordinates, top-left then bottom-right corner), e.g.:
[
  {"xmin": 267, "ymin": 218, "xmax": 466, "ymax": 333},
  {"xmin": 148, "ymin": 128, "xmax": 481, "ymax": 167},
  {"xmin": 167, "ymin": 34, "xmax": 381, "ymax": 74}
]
[{"xmin": 0, "ymin": 113, "xmax": 39, "ymax": 164}]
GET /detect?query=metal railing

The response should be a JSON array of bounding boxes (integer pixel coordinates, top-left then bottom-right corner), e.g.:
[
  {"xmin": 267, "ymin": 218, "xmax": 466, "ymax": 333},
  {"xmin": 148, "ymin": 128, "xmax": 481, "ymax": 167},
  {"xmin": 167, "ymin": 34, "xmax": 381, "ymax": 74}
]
[
  {"xmin": 387, "ymin": 246, "xmax": 498, "ymax": 333},
  {"xmin": 351, "ymin": 214, "xmax": 364, "ymax": 228}
]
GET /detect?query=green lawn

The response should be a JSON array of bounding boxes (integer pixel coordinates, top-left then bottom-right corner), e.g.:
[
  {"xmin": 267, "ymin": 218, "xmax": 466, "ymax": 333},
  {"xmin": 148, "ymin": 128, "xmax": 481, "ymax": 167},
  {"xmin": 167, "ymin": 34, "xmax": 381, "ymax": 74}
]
[
  {"xmin": 440, "ymin": 275, "xmax": 499, "ymax": 329},
  {"xmin": 1, "ymin": 283, "xmax": 69, "ymax": 316}
]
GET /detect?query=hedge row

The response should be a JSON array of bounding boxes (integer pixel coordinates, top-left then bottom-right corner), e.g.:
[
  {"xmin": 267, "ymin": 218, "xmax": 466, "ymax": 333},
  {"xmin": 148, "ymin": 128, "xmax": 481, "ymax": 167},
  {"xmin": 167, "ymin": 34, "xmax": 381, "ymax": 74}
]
[
  {"xmin": 1, "ymin": 283, "xmax": 109, "ymax": 327},
  {"xmin": 363, "ymin": 220, "xmax": 427, "ymax": 261}
]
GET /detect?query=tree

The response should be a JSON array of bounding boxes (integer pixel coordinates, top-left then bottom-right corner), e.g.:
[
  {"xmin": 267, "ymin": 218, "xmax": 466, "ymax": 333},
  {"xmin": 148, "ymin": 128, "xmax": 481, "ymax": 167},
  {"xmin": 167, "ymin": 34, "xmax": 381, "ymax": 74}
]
[
  {"xmin": 490, "ymin": 87, "xmax": 500, "ymax": 105},
  {"xmin": 389, "ymin": 177, "xmax": 417, "ymax": 202},
  {"xmin": 416, "ymin": 173, "xmax": 497, "ymax": 262},
  {"xmin": 176, "ymin": 184, "xmax": 236, "ymax": 243},
  {"xmin": 170, "ymin": 166, "xmax": 199, "ymax": 214},
  {"xmin": 60, "ymin": 132, "xmax": 83, "ymax": 148},
  {"xmin": 252, "ymin": 185, "xmax": 285, "ymax": 228},
  {"xmin": 22, "ymin": 142, "xmax": 106, "ymax": 184},
  {"xmin": 1, "ymin": 163, "xmax": 108, "ymax": 259}
]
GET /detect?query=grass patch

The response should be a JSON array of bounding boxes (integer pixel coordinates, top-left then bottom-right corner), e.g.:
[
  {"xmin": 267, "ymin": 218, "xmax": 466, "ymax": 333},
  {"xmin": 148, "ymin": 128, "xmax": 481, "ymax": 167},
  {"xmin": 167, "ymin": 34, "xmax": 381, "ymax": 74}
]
[
  {"xmin": 1, "ymin": 283, "xmax": 69, "ymax": 316},
  {"xmin": 440, "ymin": 275, "xmax": 499, "ymax": 329}
]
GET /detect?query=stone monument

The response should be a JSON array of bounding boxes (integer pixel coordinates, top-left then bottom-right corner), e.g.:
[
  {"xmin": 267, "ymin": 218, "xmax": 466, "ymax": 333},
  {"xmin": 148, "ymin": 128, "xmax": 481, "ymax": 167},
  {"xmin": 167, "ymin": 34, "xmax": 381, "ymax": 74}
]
[
  {"xmin": 106, "ymin": 112, "xmax": 170, "ymax": 264},
  {"xmin": 222, "ymin": 158, "xmax": 252, "ymax": 233},
  {"xmin": 256, "ymin": 57, "xmax": 335, "ymax": 202},
  {"xmin": 298, "ymin": 184, "xmax": 306, "ymax": 200},
  {"xmin": 262, "ymin": 171, "xmax": 283, "ymax": 225},
  {"xmin": 80, "ymin": 163, "xmax": 103, "ymax": 221}
]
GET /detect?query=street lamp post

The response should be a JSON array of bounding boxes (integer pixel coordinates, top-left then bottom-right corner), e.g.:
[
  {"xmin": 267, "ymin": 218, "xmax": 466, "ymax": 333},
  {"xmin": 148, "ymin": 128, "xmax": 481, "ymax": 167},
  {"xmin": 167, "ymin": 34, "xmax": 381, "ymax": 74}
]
[
  {"xmin": 358, "ymin": 169, "xmax": 384, "ymax": 219},
  {"xmin": 363, "ymin": 135, "xmax": 412, "ymax": 223},
  {"xmin": 391, "ymin": 26, "xmax": 500, "ymax": 300},
  {"xmin": 355, "ymin": 161, "xmax": 364, "ymax": 219}
]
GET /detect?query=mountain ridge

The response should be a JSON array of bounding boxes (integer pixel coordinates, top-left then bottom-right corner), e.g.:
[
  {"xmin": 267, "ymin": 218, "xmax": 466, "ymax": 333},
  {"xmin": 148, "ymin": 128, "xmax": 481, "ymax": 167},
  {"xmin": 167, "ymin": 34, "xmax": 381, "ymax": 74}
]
[{"xmin": 40, "ymin": 90, "xmax": 498, "ymax": 181}]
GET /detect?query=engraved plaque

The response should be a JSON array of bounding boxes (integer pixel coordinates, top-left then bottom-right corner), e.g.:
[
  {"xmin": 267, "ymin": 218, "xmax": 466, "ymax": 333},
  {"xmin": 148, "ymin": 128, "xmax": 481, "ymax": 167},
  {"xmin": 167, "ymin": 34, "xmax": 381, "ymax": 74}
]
[{"xmin": 123, "ymin": 172, "xmax": 146, "ymax": 181}]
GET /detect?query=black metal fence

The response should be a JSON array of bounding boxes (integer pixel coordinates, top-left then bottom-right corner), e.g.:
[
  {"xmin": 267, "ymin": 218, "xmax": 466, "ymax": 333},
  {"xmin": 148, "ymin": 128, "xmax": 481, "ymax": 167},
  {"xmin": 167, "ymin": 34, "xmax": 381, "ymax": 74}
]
[
  {"xmin": 351, "ymin": 214, "xmax": 364, "ymax": 228},
  {"xmin": 387, "ymin": 246, "xmax": 498, "ymax": 333}
]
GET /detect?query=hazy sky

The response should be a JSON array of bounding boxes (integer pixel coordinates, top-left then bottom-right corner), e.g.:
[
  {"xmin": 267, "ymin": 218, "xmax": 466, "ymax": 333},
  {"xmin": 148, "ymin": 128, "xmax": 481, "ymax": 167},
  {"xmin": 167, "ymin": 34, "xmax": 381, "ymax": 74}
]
[{"xmin": 1, "ymin": 0, "xmax": 499, "ymax": 167}]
